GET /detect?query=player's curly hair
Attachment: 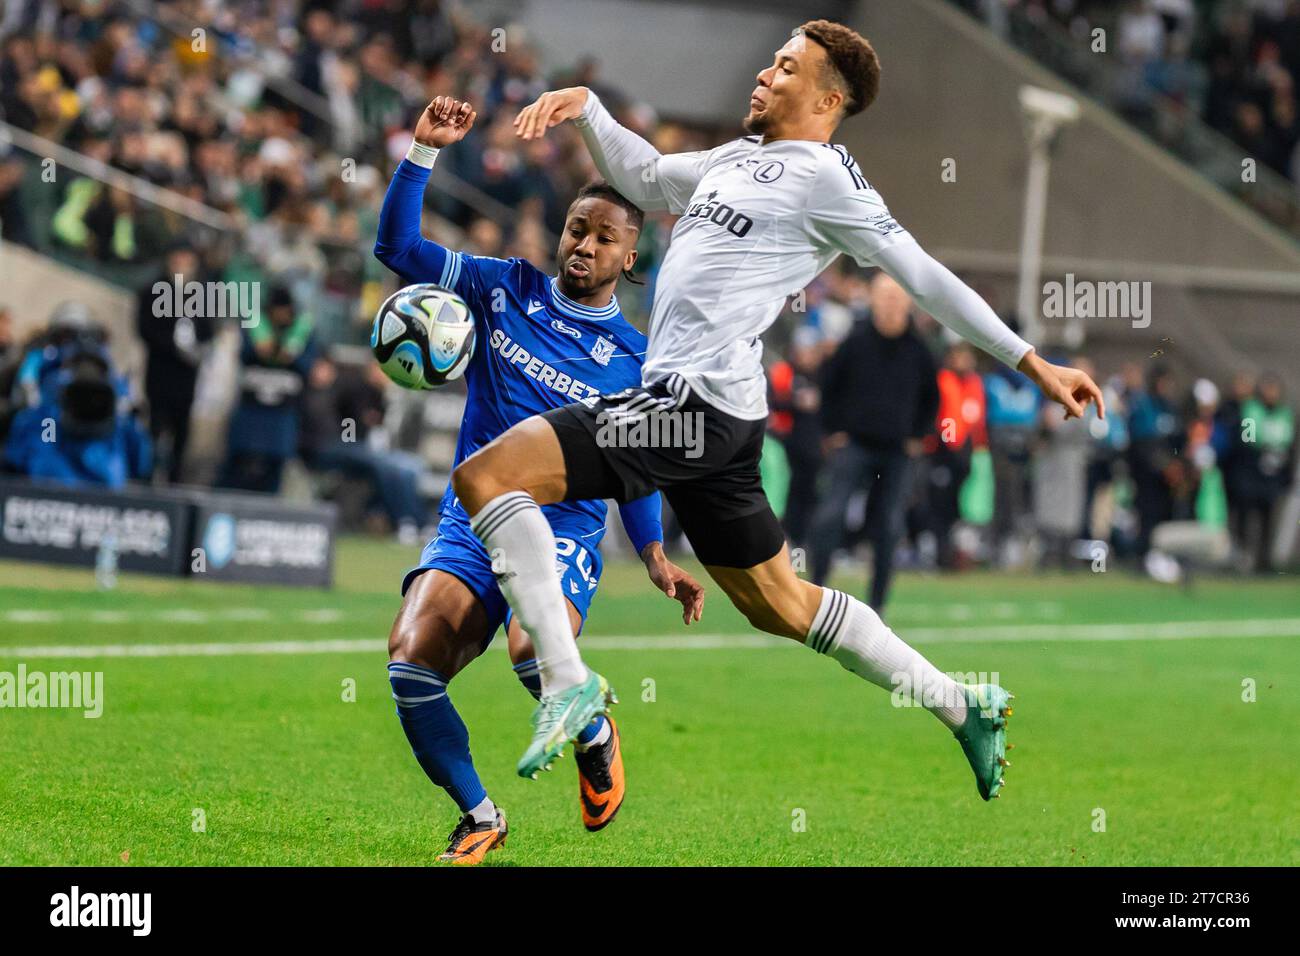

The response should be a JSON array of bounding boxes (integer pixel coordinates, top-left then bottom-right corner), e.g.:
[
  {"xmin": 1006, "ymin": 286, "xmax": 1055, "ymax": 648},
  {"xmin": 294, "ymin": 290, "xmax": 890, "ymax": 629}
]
[{"xmin": 796, "ymin": 19, "xmax": 880, "ymax": 118}]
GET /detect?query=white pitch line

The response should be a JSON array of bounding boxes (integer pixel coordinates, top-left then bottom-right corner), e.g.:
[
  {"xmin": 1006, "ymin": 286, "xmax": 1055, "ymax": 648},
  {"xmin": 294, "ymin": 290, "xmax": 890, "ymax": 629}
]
[
  {"xmin": 0, "ymin": 601, "xmax": 1067, "ymax": 626},
  {"xmin": 0, "ymin": 618, "xmax": 1298, "ymax": 659},
  {"xmin": 1, "ymin": 607, "xmax": 340, "ymax": 625},
  {"xmin": 0, "ymin": 638, "xmax": 385, "ymax": 659}
]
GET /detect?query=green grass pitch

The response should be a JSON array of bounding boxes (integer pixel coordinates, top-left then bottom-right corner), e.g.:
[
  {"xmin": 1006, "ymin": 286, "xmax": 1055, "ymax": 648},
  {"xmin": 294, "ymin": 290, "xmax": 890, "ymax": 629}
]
[{"xmin": 1, "ymin": 538, "xmax": 1297, "ymax": 866}]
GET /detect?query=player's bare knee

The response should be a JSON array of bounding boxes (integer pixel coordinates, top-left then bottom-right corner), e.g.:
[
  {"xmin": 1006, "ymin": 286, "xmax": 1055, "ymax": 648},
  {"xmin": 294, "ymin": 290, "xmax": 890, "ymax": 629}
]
[
  {"xmin": 387, "ymin": 613, "xmax": 432, "ymax": 667},
  {"xmin": 387, "ymin": 607, "xmax": 467, "ymax": 676},
  {"xmin": 450, "ymin": 452, "xmax": 507, "ymax": 514}
]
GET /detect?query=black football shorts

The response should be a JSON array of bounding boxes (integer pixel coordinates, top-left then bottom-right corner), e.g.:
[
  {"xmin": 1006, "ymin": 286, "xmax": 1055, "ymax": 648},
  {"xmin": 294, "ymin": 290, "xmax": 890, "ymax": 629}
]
[{"xmin": 542, "ymin": 374, "xmax": 786, "ymax": 568}]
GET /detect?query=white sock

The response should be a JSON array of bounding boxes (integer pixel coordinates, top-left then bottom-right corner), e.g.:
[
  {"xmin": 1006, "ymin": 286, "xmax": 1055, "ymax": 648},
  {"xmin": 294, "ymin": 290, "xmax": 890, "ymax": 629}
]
[
  {"xmin": 806, "ymin": 589, "xmax": 969, "ymax": 731},
  {"xmin": 467, "ymin": 795, "xmax": 496, "ymax": 825},
  {"xmin": 469, "ymin": 491, "xmax": 587, "ymax": 694}
]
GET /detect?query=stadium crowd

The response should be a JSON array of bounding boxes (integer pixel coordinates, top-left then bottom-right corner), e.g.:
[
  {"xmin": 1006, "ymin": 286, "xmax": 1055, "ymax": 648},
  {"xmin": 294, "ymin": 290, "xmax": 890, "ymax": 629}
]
[
  {"xmin": 956, "ymin": 0, "xmax": 1300, "ymax": 185},
  {"xmin": 764, "ymin": 264, "xmax": 1295, "ymax": 602},
  {"xmin": 0, "ymin": 1, "xmax": 1295, "ymax": 581},
  {"xmin": 0, "ymin": 0, "xmax": 715, "ymax": 340}
]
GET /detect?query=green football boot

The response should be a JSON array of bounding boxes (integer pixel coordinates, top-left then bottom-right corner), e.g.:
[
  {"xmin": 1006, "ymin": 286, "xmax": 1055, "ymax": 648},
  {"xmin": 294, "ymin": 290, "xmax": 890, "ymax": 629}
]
[
  {"xmin": 952, "ymin": 683, "xmax": 1014, "ymax": 801},
  {"xmin": 518, "ymin": 669, "xmax": 617, "ymax": 779}
]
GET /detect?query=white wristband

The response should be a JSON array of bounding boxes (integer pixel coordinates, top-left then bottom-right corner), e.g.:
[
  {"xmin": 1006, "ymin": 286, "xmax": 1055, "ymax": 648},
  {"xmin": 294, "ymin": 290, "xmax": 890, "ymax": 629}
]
[{"xmin": 405, "ymin": 141, "xmax": 440, "ymax": 168}]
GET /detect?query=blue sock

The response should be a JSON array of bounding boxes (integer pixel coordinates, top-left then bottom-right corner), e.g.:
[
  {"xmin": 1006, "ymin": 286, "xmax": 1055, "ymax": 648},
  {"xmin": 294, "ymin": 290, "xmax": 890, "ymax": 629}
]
[
  {"xmin": 388, "ymin": 662, "xmax": 487, "ymax": 813},
  {"xmin": 513, "ymin": 657, "xmax": 605, "ymax": 744}
]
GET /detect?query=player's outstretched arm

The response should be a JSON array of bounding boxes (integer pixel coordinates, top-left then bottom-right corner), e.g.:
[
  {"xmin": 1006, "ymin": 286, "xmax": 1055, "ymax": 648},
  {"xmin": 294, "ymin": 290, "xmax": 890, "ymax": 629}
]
[
  {"xmin": 514, "ymin": 87, "xmax": 707, "ymax": 214},
  {"xmin": 809, "ymin": 164, "xmax": 1105, "ymax": 423},
  {"xmin": 872, "ymin": 241, "xmax": 1103, "ymax": 420},
  {"xmin": 374, "ymin": 96, "xmax": 478, "ymax": 281}
]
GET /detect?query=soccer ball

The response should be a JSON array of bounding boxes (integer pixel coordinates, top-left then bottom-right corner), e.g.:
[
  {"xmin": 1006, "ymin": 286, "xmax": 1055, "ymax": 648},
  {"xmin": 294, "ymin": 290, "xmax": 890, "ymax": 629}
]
[{"xmin": 370, "ymin": 283, "xmax": 476, "ymax": 390}]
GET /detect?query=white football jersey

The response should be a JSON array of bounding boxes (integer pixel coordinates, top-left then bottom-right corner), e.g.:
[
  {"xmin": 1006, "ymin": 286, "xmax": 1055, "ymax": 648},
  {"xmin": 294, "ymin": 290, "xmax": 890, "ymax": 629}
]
[
  {"xmin": 576, "ymin": 93, "xmax": 1031, "ymax": 421},
  {"xmin": 638, "ymin": 137, "xmax": 911, "ymax": 420}
]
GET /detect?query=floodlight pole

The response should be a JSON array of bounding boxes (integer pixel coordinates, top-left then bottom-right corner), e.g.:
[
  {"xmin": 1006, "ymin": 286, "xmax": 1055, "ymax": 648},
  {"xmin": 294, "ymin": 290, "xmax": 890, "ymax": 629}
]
[{"xmin": 1016, "ymin": 86, "xmax": 1079, "ymax": 346}]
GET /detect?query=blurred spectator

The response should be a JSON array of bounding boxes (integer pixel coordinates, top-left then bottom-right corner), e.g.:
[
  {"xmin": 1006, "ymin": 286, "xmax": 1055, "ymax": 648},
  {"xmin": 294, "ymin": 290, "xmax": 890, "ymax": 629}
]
[
  {"xmin": 0, "ymin": 155, "xmax": 31, "ymax": 245},
  {"xmin": 0, "ymin": 307, "xmax": 14, "ymax": 366},
  {"xmin": 1233, "ymin": 373, "xmax": 1296, "ymax": 571},
  {"xmin": 982, "ymin": 318, "xmax": 1042, "ymax": 566},
  {"xmin": 52, "ymin": 180, "xmax": 169, "ymax": 265},
  {"xmin": 1081, "ymin": 371, "xmax": 1131, "ymax": 549},
  {"xmin": 1126, "ymin": 363, "xmax": 1183, "ymax": 555},
  {"xmin": 219, "ymin": 287, "xmax": 317, "ymax": 494},
  {"xmin": 464, "ymin": 216, "xmax": 505, "ymax": 258},
  {"xmin": 301, "ymin": 356, "xmax": 430, "ymax": 542},
  {"xmin": 0, "ymin": 307, "xmax": 19, "ymax": 437},
  {"xmin": 926, "ymin": 341, "xmax": 986, "ymax": 569},
  {"xmin": 809, "ymin": 274, "xmax": 938, "ymax": 609},
  {"xmin": 2, "ymin": 331, "xmax": 150, "ymax": 488},
  {"xmin": 1031, "ymin": 355, "xmax": 1094, "ymax": 567},
  {"xmin": 767, "ymin": 325, "xmax": 824, "ymax": 548},
  {"xmin": 135, "ymin": 242, "xmax": 215, "ymax": 483},
  {"xmin": 1219, "ymin": 369, "xmax": 1258, "ymax": 552}
]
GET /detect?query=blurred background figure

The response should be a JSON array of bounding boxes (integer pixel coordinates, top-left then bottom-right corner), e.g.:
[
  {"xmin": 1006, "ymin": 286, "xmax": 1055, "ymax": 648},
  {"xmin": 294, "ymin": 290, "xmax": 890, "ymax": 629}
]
[
  {"xmin": 925, "ymin": 341, "xmax": 985, "ymax": 570},
  {"xmin": 1126, "ymin": 363, "xmax": 1183, "ymax": 558},
  {"xmin": 982, "ymin": 316, "xmax": 1041, "ymax": 568},
  {"xmin": 301, "ymin": 356, "xmax": 431, "ymax": 544},
  {"xmin": 135, "ymin": 242, "xmax": 215, "ymax": 484},
  {"xmin": 1232, "ymin": 373, "xmax": 1296, "ymax": 572},
  {"xmin": 767, "ymin": 324, "xmax": 824, "ymax": 549},
  {"xmin": 0, "ymin": 307, "xmax": 14, "ymax": 367},
  {"xmin": 809, "ymin": 272, "xmax": 937, "ymax": 610},
  {"xmin": 2, "ymin": 313, "xmax": 150, "ymax": 489},
  {"xmin": 1031, "ymin": 354, "xmax": 1093, "ymax": 568},
  {"xmin": 219, "ymin": 287, "xmax": 316, "ymax": 494},
  {"xmin": 1219, "ymin": 370, "xmax": 1259, "ymax": 568}
]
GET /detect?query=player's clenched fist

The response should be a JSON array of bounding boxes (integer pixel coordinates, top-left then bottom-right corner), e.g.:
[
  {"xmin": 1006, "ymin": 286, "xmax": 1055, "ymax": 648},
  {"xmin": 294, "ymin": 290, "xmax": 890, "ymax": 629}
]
[
  {"xmin": 414, "ymin": 96, "xmax": 477, "ymax": 148},
  {"xmin": 514, "ymin": 87, "xmax": 590, "ymax": 140}
]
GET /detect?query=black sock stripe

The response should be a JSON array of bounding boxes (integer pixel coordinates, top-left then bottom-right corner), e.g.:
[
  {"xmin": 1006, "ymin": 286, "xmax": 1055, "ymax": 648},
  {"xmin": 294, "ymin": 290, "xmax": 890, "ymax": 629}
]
[
  {"xmin": 472, "ymin": 495, "xmax": 538, "ymax": 542},
  {"xmin": 817, "ymin": 591, "xmax": 847, "ymax": 654},
  {"xmin": 475, "ymin": 499, "xmax": 536, "ymax": 543},
  {"xmin": 830, "ymin": 591, "xmax": 850, "ymax": 649},
  {"xmin": 812, "ymin": 593, "xmax": 834, "ymax": 654},
  {"xmin": 470, "ymin": 495, "xmax": 528, "ymax": 540}
]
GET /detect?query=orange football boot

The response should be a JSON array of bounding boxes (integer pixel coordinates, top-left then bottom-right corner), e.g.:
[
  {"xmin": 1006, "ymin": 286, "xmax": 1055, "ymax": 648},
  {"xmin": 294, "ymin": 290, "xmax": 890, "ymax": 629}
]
[
  {"xmin": 438, "ymin": 808, "xmax": 507, "ymax": 865},
  {"xmin": 575, "ymin": 715, "xmax": 625, "ymax": 831}
]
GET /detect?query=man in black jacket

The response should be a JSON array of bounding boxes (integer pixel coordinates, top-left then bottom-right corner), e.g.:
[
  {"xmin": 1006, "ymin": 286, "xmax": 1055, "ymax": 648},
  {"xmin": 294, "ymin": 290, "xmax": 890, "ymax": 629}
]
[
  {"xmin": 135, "ymin": 242, "xmax": 214, "ymax": 483},
  {"xmin": 809, "ymin": 272, "xmax": 939, "ymax": 611}
]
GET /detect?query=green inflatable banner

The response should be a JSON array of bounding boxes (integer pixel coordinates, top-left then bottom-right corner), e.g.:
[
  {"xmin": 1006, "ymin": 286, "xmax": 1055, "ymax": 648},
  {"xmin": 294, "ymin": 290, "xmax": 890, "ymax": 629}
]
[
  {"xmin": 959, "ymin": 448, "xmax": 994, "ymax": 526},
  {"xmin": 1195, "ymin": 465, "xmax": 1228, "ymax": 528},
  {"xmin": 761, "ymin": 436, "xmax": 791, "ymax": 519}
]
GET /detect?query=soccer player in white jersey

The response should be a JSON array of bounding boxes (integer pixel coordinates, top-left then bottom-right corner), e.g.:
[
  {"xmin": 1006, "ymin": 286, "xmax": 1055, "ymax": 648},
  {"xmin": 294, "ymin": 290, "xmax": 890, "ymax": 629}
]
[{"xmin": 451, "ymin": 19, "xmax": 1105, "ymax": 801}]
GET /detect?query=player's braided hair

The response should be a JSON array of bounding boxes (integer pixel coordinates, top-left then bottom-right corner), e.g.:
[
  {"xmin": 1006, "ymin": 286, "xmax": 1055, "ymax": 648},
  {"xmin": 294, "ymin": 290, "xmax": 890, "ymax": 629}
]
[
  {"xmin": 796, "ymin": 19, "xmax": 880, "ymax": 118},
  {"xmin": 575, "ymin": 180, "xmax": 645, "ymax": 285}
]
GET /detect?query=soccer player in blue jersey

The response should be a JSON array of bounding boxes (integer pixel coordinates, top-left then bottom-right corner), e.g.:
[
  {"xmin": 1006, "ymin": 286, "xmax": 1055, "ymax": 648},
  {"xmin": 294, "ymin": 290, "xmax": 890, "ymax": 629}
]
[{"xmin": 374, "ymin": 96, "xmax": 705, "ymax": 865}]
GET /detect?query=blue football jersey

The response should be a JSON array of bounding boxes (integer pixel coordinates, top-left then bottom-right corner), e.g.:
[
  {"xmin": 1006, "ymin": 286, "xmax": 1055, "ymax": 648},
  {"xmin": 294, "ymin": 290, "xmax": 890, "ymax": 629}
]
[
  {"xmin": 374, "ymin": 157, "xmax": 661, "ymax": 555},
  {"xmin": 432, "ymin": 251, "xmax": 647, "ymax": 541}
]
